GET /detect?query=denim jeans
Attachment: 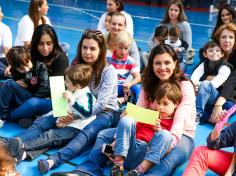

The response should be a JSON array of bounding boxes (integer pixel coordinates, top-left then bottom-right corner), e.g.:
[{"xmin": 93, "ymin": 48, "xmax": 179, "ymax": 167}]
[
  {"xmin": 118, "ymin": 84, "xmax": 141, "ymax": 102},
  {"xmin": 196, "ymin": 81, "xmax": 219, "ymax": 122},
  {"xmin": 9, "ymin": 97, "xmax": 52, "ymax": 121},
  {"xmin": 48, "ymin": 110, "xmax": 115, "ymax": 168},
  {"xmin": 115, "ymin": 118, "xmax": 173, "ymax": 168},
  {"xmin": 76, "ymin": 118, "xmax": 186, "ymax": 176},
  {"xmin": 17, "ymin": 115, "xmax": 80, "ymax": 159},
  {"xmin": 0, "ymin": 79, "xmax": 32, "ymax": 120}
]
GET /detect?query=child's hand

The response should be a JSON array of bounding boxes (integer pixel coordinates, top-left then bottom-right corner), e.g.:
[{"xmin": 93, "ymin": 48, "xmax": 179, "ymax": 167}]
[
  {"xmin": 63, "ymin": 90, "xmax": 73, "ymax": 103},
  {"xmin": 56, "ymin": 112, "xmax": 75, "ymax": 128},
  {"xmin": 16, "ymin": 80, "xmax": 28, "ymax": 88},
  {"xmin": 154, "ymin": 118, "xmax": 162, "ymax": 131},
  {"xmin": 123, "ymin": 82, "xmax": 131, "ymax": 92}
]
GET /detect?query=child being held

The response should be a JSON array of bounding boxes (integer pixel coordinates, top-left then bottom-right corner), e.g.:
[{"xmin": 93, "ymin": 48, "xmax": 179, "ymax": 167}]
[
  {"xmin": 109, "ymin": 82, "xmax": 182, "ymax": 176},
  {"xmin": 142, "ymin": 26, "xmax": 168, "ymax": 68},
  {"xmin": 164, "ymin": 25, "xmax": 189, "ymax": 70},
  {"xmin": 106, "ymin": 30, "xmax": 141, "ymax": 104},
  {"xmin": 191, "ymin": 41, "xmax": 232, "ymax": 123},
  {"xmin": 0, "ymin": 46, "xmax": 49, "ymax": 126}
]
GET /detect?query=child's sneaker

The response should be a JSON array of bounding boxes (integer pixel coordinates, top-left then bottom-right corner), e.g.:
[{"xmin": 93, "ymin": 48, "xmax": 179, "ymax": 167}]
[
  {"xmin": 110, "ymin": 163, "xmax": 124, "ymax": 176},
  {"xmin": 38, "ymin": 159, "xmax": 50, "ymax": 174},
  {"xmin": 126, "ymin": 169, "xmax": 142, "ymax": 176}
]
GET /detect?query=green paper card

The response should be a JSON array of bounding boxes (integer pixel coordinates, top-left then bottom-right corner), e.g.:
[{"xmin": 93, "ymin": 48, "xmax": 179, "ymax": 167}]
[
  {"xmin": 126, "ymin": 102, "xmax": 159, "ymax": 125},
  {"xmin": 49, "ymin": 76, "xmax": 67, "ymax": 117}
]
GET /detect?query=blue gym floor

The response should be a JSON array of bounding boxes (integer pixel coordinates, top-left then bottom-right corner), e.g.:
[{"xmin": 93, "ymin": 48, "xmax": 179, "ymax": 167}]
[{"xmin": 0, "ymin": 0, "xmax": 234, "ymax": 175}]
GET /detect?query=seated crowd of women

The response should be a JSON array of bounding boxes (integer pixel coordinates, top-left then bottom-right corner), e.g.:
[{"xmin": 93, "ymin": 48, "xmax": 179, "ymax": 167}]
[{"xmin": 0, "ymin": 0, "xmax": 236, "ymax": 175}]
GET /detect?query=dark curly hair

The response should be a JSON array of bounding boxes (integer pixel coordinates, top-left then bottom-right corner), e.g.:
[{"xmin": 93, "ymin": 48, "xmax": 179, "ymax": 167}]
[{"xmin": 142, "ymin": 44, "xmax": 187, "ymax": 102}]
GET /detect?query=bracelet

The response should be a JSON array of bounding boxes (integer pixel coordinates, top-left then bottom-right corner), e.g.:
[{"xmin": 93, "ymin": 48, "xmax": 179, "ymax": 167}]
[{"xmin": 214, "ymin": 104, "xmax": 222, "ymax": 106}]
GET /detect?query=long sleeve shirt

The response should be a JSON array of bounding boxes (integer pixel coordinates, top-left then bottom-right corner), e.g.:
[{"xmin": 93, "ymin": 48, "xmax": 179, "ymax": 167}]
[{"xmin": 137, "ymin": 80, "xmax": 196, "ymax": 148}]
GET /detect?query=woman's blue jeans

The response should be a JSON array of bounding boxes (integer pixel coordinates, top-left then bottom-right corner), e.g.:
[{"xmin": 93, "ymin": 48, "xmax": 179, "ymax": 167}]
[
  {"xmin": 76, "ymin": 118, "xmax": 194, "ymax": 176},
  {"xmin": 48, "ymin": 110, "xmax": 116, "ymax": 168},
  {"xmin": 9, "ymin": 97, "xmax": 52, "ymax": 121}
]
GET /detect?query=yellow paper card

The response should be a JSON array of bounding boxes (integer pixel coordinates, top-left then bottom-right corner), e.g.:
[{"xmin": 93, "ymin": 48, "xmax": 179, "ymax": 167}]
[
  {"xmin": 126, "ymin": 102, "xmax": 159, "ymax": 125},
  {"xmin": 49, "ymin": 76, "xmax": 67, "ymax": 117}
]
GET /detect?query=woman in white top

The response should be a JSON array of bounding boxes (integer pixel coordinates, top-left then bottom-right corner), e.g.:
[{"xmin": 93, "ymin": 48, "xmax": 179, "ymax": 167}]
[
  {"xmin": 148, "ymin": 0, "xmax": 192, "ymax": 51},
  {"xmin": 97, "ymin": 0, "xmax": 134, "ymax": 36},
  {"xmin": 14, "ymin": 0, "xmax": 51, "ymax": 49}
]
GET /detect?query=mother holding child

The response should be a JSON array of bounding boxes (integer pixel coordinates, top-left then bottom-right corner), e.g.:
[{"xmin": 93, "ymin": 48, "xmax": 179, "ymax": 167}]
[{"xmin": 51, "ymin": 44, "xmax": 196, "ymax": 176}]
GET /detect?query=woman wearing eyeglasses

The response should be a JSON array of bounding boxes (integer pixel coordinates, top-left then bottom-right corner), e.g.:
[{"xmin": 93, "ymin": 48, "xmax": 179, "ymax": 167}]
[{"xmin": 14, "ymin": 0, "xmax": 51, "ymax": 49}]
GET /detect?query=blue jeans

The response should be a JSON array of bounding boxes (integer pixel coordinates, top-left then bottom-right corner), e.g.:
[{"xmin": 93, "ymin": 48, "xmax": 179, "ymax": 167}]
[
  {"xmin": 196, "ymin": 81, "xmax": 219, "ymax": 122},
  {"xmin": 48, "ymin": 110, "xmax": 115, "ymax": 168},
  {"xmin": 9, "ymin": 98, "xmax": 52, "ymax": 121},
  {"xmin": 0, "ymin": 79, "xmax": 32, "ymax": 120},
  {"xmin": 115, "ymin": 118, "xmax": 173, "ymax": 168},
  {"xmin": 76, "ymin": 118, "xmax": 191, "ymax": 176},
  {"xmin": 17, "ymin": 115, "xmax": 80, "ymax": 159},
  {"xmin": 118, "ymin": 84, "xmax": 141, "ymax": 102}
]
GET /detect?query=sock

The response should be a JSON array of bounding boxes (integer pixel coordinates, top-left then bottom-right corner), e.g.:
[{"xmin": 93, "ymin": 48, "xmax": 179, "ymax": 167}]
[
  {"xmin": 47, "ymin": 160, "xmax": 55, "ymax": 169},
  {"xmin": 135, "ymin": 165, "xmax": 145, "ymax": 174},
  {"xmin": 22, "ymin": 151, "xmax": 27, "ymax": 161}
]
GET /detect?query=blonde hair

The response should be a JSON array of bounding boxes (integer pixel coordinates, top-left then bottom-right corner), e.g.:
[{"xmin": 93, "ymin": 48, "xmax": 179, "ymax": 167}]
[{"xmin": 115, "ymin": 31, "xmax": 132, "ymax": 46}]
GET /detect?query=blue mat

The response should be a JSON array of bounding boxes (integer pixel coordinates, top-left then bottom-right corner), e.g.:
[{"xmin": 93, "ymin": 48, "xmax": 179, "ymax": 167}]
[{"xmin": 0, "ymin": 115, "xmax": 235, "ymax": 176}]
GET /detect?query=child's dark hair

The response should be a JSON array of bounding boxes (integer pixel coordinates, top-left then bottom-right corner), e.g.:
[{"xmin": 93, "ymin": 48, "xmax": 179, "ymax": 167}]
[
  {"xmin": 7, "ymin": 46, "xmax": 31, "ymax": 68},
  {"xmin": 64, "ymin": 64, "xmax": 93, "ymax": 88},
  {"xmin": 156, "ymin": 82, "xmax": 182, "ymax": 104},
  {"xmin": 168, "ymin": 26, "xmax": 180, "ymax": 38},
  {"xmin": 154, "ymin": 25, "xmax": 168, "ymax": 38},
  {"xmin": 202, "ymin": 41, "xmax": 223, "ymax": 53}
]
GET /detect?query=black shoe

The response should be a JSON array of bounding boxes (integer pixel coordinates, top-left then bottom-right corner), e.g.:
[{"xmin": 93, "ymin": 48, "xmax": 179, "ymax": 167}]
[
  {"xmin": 7, "ymin": 137, "xmax": 24, "ymax": 163},
  {"xmin": 50, "ymin": 170, "xmax": 92, "ymax": 176},
  {"xmin": 110, "ymin": 163, "xmax": 124, "ymax": 176}
]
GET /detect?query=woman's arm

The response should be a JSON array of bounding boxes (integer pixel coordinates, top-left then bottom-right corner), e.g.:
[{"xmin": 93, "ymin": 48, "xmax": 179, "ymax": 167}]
[
  {"xmin": 207, "ymin": 121, "xmax": 236, "ymax": 149},
  {"xmin": 180, "ymin": 21, "xmax": 192, "ymax": 49},
  {"xmin": 129, "ymin": 40, "xmax": 140, "ymax": 69},
  {"xmin": 92, "ymin": 65, "xmax": 117, "ymax": 114},
  {"xmin": 169, "ymin": 81, "xmax": 196, "ymax": 148}
]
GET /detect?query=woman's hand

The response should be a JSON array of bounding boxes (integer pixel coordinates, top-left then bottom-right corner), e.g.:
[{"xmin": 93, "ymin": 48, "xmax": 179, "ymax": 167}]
[
  {"xmin": 56, "ymin": 112, "xmax": 75, "ymax": 128},
  {"xmin": 103, "ymin": 140, "xmax": 116, "ymax": 162},
  {"xmin": 154, "ymin": 118, "xmax": 162, "ymax": 131},
  {"xmin": 63, "ymin": 90, "xmax": 73, "ymax": 103},
  {"xmin": 16, "ymin": 80, "xmax": 28, "ymax": 88},
  {"xmin": 209, "ymin": 105, "xmax": 223, "ymax": 124}
]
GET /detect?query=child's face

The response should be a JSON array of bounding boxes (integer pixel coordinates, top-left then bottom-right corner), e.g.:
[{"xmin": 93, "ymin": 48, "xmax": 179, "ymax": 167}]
[
  {"xmin": 204, "ymin": 46, "xmax": 224, "ymax": 62},
  {"xmin": 169, "ymin": 36, "xmax": 178, "ymax": 44},
  {"xmin": 105, "ymin": 15, "xmax": 112, "ymax": 31},
  {"xmin": 16, "ymin": 60, "xmax": 33, "ymax": 73},
  {"xmin": 115, "ymin": 42, "xmax": 130, "ymax": 59},
  {"xmin": 65, "ymin": 76, "xmax": 80, "ymax": 92},
  {"xmin": 157, "ymin": 96, "xmax": 177, "ymax": 119}
]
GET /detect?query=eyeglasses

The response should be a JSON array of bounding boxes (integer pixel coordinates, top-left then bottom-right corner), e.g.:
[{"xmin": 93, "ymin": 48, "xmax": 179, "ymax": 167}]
[{"xmin": 84, "ymin": 29, "xmax": 103, "ymax": 37}]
